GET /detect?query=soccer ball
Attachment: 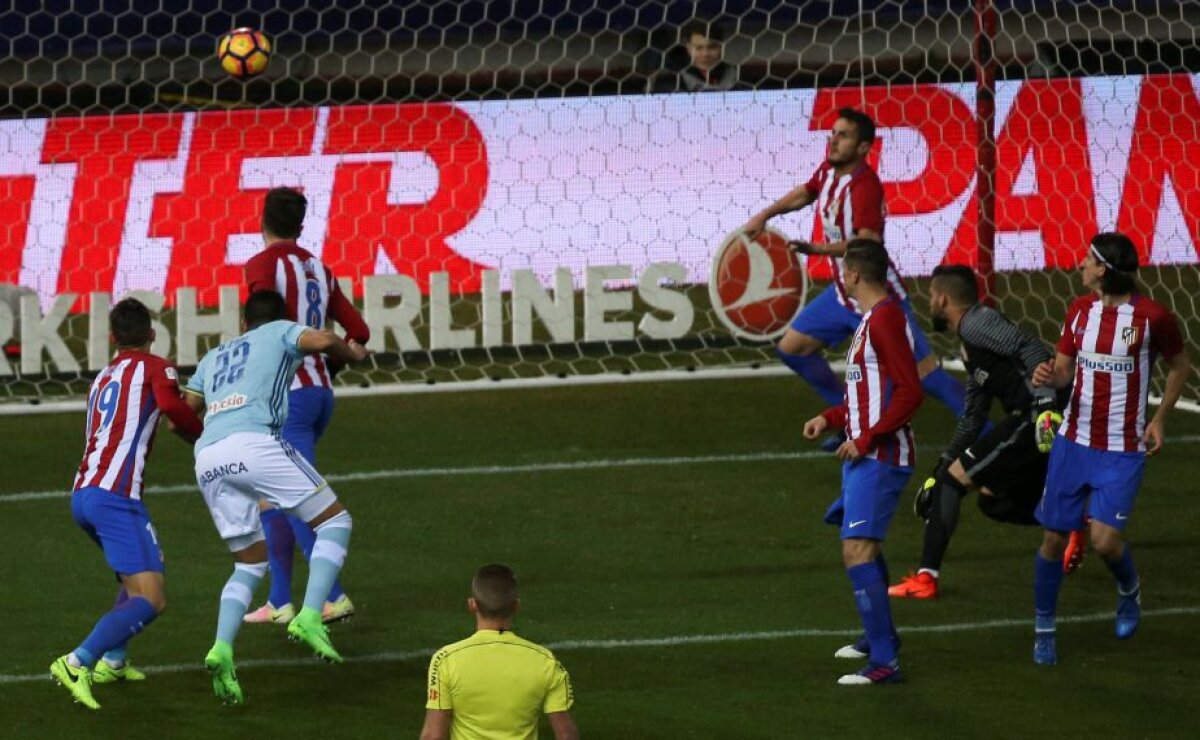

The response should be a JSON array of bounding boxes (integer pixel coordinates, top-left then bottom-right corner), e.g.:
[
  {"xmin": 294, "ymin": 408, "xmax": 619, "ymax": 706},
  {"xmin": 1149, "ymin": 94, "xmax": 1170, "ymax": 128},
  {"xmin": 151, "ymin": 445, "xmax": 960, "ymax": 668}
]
[{"xmin": 217, "ymin": 27, "xmax": 271, "ymax": 79}]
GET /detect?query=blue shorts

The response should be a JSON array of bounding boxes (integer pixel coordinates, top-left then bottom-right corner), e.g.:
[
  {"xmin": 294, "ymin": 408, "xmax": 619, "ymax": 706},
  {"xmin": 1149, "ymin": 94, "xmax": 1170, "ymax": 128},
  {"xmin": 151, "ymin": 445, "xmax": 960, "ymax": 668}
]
[
  {"xmin": 790, "ymin": 285, "xmax": 932, "ymax": 361},
  {"xmin": 283, "ymin": 386, "xmax": 334, "ymax": 465},
  {"xmin": 71, "ymin": 487, "xmax": 164, "ymax": 576},
  {"xmin": 1036, "ymin": 436, "xmax": 1145, "ymax": 532},
  {"xmin": 822, "ymin": 458, "xmax": 913, "ymax": 540}
]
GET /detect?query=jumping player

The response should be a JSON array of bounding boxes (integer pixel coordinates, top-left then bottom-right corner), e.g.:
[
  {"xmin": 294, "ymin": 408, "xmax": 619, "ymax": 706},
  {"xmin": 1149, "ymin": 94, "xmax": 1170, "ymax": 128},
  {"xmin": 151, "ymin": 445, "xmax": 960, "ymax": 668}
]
[
  {"xmin": 744, "ymin": 108, "xmax": 963, "ymax": 449},
  {"xmin": 184, "ymin": 290, "xmax": 370, "ymax": 704}
]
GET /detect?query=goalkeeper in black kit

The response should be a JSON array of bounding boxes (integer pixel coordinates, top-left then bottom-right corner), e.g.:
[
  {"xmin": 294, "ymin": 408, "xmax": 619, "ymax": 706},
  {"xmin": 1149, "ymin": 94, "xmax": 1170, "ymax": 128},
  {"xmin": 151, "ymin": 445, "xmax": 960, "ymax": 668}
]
[{"xmin": 888, "ymin": 265, "xmax": 1075, "ymax": 600}]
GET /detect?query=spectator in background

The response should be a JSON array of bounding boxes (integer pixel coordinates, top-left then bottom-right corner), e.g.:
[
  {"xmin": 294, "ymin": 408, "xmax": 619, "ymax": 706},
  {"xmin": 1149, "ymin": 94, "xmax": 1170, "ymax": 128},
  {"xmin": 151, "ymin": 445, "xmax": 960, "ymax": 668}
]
[{"xmin": 648, "ymin": 20, "xmax": 741, "ymax": 93}]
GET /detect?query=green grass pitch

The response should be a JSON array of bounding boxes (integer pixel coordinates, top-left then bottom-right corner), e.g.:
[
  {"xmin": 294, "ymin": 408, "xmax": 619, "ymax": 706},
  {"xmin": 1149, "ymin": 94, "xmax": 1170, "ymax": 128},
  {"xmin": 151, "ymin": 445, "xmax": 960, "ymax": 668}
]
[{"xmin": 1, "ymin": 376, "xmax": 1198, "ymax": 738}]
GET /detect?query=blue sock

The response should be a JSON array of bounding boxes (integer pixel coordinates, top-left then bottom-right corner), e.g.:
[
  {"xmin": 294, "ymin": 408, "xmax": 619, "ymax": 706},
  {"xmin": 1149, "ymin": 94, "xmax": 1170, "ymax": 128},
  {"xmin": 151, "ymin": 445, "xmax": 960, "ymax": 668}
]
[
  {"xmin": 216, "ymin": 562, "xmax": 266, "ymax": 645},
  {"xmin": 1034, "ymin": 552, "xmax": 1064, "ymax": 629},
  {"xmin": 776, "ymin": 349, "xmax": 843, "ymax": 405},
  {"xmin": 101, "ymin": 589, "xmax": 130, "ymax": 665},
  {"xmin": 289, "ymin": 514, "xmax": 345, "ymax": 603},
  {"xmin": 75, "ymin": 597, "xmax": 158, "ymax": 670},
  {"xmin": 1104, "ymin": 545, "xmax": 1139, "ymax": 594},
  {"xmin": 921, "ymin": 368, "xmax": 966, "ymax": 416},
  {"xmin": 847, "ymin": 561, "xmax": 898, "ymax": 666},
  {"xmin": 303, "ymin": 513, "xmax": 352, "ymax": 613},
  {"xmin": 875, "ymin": 553, "xmax": 890, "ymax": 586},
  {"xmin": 261, "ymin": 508, "xmax": 296, "ymax": 607}
]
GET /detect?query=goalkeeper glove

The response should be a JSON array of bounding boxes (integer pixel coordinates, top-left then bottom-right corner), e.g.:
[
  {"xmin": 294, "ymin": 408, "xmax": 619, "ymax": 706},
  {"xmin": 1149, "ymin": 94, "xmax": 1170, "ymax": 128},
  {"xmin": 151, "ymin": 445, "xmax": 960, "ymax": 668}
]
[
  {"xmin": 788, "ymin": 240, "xmax": 816, "ymax": 255},
  {"xmin": 912, "ymin": 458, "xmax": 949, "ymax": 521},
  {"xmin": 1034, "ymin": 409, "xmax": 1063, "ymax": 453}
]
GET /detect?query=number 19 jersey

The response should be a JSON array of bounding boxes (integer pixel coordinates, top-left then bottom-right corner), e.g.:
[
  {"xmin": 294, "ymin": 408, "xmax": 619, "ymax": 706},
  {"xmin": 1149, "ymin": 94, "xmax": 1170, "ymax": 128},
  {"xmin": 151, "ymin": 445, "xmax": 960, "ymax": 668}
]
[{"xmin": 185, "ymin": 320, "xmax": 308, "ymax": 452}]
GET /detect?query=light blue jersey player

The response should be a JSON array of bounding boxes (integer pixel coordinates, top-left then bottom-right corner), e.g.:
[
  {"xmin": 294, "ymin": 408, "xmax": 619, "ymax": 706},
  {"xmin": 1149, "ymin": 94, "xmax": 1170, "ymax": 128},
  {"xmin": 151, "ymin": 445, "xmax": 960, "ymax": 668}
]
[{"xmin": 183, "ymin": 290, "xmax": 370, "ymax": 705}]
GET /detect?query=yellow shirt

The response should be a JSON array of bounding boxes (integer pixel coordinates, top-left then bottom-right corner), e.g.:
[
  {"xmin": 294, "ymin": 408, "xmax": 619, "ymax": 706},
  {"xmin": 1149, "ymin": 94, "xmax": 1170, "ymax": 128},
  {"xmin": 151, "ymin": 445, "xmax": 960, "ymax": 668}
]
[{"xmin": 425, "ymin": 629, "xmax": 574, "ymax": 740}]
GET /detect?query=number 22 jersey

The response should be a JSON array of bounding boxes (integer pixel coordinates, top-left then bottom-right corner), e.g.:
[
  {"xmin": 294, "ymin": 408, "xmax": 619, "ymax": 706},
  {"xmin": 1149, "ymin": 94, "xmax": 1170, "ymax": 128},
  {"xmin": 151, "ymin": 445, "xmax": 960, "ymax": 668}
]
[{"xmin": 185, "ymin": 320, "xmax": 308, "ymax": 452}]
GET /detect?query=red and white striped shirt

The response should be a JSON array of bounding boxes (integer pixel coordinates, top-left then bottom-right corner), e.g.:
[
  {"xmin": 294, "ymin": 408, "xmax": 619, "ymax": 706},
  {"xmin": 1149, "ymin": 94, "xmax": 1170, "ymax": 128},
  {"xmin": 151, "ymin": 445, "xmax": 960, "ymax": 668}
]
[
  {"xmin": 821, "ymin": 297, "xmax": 924, "ymax": 466},
  {"xmin": 804, "ymin": 162, "xmax": 907, "ymax": 311},
  {"xmin": 245, "ymin": 241, "xmax": 370, "ymax": 390},
  {"xmin": 73, "ymin": 351, "xmax": 200, "ymax": 499},
  {"xmin": 1056, "ymin": 293, "xmax": 1184, "ymax": 452}
]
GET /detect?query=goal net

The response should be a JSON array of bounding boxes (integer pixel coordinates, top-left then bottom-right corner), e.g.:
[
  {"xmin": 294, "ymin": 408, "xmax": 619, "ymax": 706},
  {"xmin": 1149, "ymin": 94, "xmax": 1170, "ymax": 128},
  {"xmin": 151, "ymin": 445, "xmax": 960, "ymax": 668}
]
[{"xmin": 0, "ymin": 1, "xmax": 1196, "ymax": 405}]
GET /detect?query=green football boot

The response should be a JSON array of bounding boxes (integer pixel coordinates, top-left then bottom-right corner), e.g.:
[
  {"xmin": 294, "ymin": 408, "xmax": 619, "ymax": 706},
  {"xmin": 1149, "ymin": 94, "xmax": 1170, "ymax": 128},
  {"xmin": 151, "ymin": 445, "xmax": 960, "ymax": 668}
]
[
  {"xmin": 204, "ymin": 641, "xmax": 244, "ymax": 706},
  {"xmin": 49, "ymin": 655, "xmax": 100, "ymax": 710},
  {"xmin": 286, "ymin": 607, "xmax": 343, "ymax": 663}
]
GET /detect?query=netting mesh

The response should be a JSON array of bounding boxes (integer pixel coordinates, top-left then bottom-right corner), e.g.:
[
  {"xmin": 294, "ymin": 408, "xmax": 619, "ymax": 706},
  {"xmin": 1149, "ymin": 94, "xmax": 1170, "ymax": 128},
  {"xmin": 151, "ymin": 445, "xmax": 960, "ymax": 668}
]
[{"xmin": 0, "ymin": 1, "xmax": 1197, "ymax": 402}]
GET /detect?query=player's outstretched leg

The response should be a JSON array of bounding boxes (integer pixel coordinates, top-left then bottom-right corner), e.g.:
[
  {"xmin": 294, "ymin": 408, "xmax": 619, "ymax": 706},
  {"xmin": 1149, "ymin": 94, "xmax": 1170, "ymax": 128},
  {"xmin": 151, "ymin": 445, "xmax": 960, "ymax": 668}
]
[
  {"xmin": 49, "ymin": 655, "xmax": 100, "ymax": 710},
  {"xmin": 287, "ymin": 506, "xmax": 353, "ymax": 663},
  {"xmin": 204, "ymin": 641, "xmax": 243, "ymax": 706}
]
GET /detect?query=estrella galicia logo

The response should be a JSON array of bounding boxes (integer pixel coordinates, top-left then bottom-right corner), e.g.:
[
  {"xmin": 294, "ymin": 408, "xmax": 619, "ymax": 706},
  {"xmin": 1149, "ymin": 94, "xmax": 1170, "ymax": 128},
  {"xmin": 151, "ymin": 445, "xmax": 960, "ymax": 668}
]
[{"xmin": 708, "ymin": 227, "xmax": 808, "ymax": 341}]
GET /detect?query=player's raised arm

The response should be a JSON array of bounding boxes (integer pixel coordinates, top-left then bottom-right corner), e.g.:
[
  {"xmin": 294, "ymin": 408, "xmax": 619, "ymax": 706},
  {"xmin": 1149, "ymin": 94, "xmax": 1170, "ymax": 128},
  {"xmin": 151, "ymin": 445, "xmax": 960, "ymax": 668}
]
[
  {"xmin": 743, "ymin": 182, "xmax": 815, "ymax": 238},
  {"xmin": 297, "ymin": 328, "xmax": 371, "ymax": 364}
]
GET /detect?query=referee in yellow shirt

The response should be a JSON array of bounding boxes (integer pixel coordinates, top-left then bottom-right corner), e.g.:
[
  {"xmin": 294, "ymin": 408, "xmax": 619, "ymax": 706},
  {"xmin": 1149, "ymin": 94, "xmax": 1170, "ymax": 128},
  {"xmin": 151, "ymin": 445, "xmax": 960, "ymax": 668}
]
[{"xmin": 420, "ymin": 564, "xmax": 579, "ymax": 740}]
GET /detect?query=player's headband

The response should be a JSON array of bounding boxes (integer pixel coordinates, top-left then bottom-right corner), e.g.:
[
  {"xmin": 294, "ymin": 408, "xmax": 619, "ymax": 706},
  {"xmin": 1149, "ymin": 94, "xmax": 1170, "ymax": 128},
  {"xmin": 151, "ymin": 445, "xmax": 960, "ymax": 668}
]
[{"xmin": 1088, "ymin": 242, "xmax": 1115, "ymax": 269}]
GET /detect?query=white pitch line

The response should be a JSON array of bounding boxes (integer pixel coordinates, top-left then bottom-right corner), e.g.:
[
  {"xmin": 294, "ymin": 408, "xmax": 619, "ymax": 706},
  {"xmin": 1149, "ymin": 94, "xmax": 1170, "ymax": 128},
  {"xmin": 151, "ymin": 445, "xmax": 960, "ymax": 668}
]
[
  {"xmin": 0, "ymin": 450, "xmax": 834, "ymax": 504},
  {"xmin": 8, "ymin": 435, "xmax": 1200, "ymax": 505},
  {"xmin": 2, "ymin": 606, "xmax": 1197, "ymax": 685}
]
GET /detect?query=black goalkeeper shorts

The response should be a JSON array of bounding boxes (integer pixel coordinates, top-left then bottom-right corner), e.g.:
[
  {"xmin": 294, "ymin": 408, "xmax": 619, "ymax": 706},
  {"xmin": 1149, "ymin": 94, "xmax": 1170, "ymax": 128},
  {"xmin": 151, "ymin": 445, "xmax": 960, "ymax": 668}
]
[{"xmin": 957, "ymin": 412, "xmax": 1048, "ymax": 505}]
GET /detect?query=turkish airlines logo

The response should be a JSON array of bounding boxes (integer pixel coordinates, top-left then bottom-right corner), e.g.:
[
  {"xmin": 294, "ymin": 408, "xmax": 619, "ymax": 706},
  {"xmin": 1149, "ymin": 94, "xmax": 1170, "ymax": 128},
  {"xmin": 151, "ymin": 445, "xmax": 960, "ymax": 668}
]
[{"xmin": 708, "ymin": 227, "xmax": 808, "ymax": 341}]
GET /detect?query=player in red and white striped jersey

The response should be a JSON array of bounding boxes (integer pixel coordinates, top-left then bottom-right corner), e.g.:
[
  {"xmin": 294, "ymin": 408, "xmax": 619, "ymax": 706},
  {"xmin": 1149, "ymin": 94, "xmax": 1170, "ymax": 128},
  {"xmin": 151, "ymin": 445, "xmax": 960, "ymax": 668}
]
[
  {"xmin": 241, "ymin": 187, "xmax": 370, "ymax": 625},
  {"xmin": 802, "ymin": 240, "xmax": 924, "ymax": 686},
  {"xmin": 1028, "ymin": 232, "xmax": 1191, "ymax": 666},
  {"xmin": 51, "ymin": 298, "xmax": 203, "ymax": 709},
  {"xmin": 743, "ymin": 108, "xmax": 963, "ymax": 448}
]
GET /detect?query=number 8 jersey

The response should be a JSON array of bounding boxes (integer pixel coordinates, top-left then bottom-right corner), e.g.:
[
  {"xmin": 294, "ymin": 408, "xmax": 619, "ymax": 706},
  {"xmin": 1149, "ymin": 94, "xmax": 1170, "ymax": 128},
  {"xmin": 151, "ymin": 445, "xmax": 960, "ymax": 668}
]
[
  {"xmin": 244, "ymin": 241, "xmax": 370, "ymax": 389},
  {"xmin": 74, "ymin": 351, "xmax": 196, "ymax": 499},
  {"xmin": 185, "ymin": 320, "xmax": 309, "ymax": 452}
]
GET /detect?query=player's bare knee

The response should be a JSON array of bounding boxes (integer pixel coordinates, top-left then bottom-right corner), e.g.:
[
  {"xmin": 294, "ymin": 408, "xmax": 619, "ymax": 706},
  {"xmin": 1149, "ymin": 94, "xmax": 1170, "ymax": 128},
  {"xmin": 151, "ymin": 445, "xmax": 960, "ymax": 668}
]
[
  {"xmin": 307, "ymin": 500, "xmax": 349, "ymax": 530},
  {"xmin": 778, "ymin": 330, "xmax": 822, "ymax": 357},
  {"xmin": 1040, "ymin": 530, "xmax": 1068, "ymax": 559},
  {"xmin": 1089, "ymin": 526, "xmax": 1123, "ymax": 559},
  {"xmin": 916, "ymin": 355, "xmax": 938, "ymax": 379},
  {"xmin": 841, "ymin": 538, "xmax": 877, "ymax": 568}
]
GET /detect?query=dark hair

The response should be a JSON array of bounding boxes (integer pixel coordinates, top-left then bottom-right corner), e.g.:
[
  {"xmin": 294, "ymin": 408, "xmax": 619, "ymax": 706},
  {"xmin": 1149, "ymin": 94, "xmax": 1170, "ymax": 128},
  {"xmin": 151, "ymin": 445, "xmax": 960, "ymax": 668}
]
[
  {"xmin": 110, "ymin": 298, "xmax": 152, "ymax": 348},
  {"xmin": 682, "ymin": 20, "xmax": 725, "ymax": 43},
  {"xmin": 243, "ymin": 290, "xmax": 288, "ymax": 329},
  {"xmin": 472, "ymin": 564, "xmax": 519, "ymax": 619},
  {"xmin": 1090, "ymin": 232, "xmax": 1139, "ymax": 295},
  {"xmin": 842, "ymin": 239, "xmax": 889, "ymax": 285},
  {"xmin": 837, "ymin": 107, "xmax": 876, "ymax": 144},
  {"xmin": 262, "ymin": 187, "xmax": 307, "ymax": 240},
  {"xmin": 930, "ymin": 264, "xmax": 980, "ymax": 306}
]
